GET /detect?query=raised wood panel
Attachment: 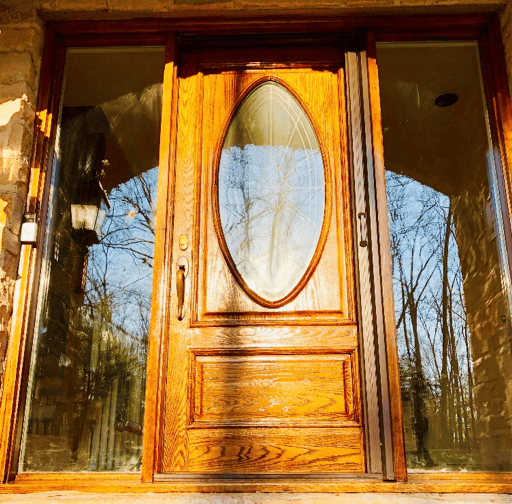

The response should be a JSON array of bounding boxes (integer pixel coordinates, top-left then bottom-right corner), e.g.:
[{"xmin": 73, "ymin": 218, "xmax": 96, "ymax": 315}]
[
  {"xmin": 191, "ymin": 352, "xmax": 355, "ymax": 425},
  {"xmin": 187, "ymin": 428, "xmax": 364, "ymax": 473},
  {"xmin": 190, "ymin": 49, "xmax": 355, "ymax": 324}
]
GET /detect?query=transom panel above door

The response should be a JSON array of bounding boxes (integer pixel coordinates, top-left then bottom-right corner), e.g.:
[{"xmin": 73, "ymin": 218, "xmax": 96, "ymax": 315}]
[{"xmin": 162, "ymin": 44, "xmax": 364, "ymax": 474}]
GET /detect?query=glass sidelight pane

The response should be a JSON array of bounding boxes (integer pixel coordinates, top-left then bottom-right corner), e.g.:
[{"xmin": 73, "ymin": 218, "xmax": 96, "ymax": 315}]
[
  {"xmin": 378, "ymin": 42, "xmax": 512, "ymax": 471},
  {"xmin": 21, "ymin": 47, "xmax": 165, "ymax": 471}
]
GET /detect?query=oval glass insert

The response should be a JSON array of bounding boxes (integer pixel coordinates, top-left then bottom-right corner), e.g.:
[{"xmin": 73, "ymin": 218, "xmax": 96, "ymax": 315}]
[{"xmin": 217, "ymin": 81, "xmax": 326, "ymax": 303}]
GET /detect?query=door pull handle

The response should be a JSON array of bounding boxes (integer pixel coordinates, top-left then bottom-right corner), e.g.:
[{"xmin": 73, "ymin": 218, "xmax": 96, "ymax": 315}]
[
  {"xmin": 176, "ymin": 256, "xmax": 188, "ymax": 321},
  {"xmin": 358, "ymin": 212, "xmax": 368, "ymax": 247}
]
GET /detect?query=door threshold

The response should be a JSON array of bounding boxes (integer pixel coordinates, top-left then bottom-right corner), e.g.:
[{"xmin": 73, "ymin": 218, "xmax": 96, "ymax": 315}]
[{"xmin": 154, "ymin": 473, "xmax": 383, "ymax": 481}]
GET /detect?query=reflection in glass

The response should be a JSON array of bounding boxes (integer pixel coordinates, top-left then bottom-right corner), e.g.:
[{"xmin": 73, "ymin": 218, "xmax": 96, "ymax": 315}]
[
  {"xmin": 218, "ymin": 82, "xmax": 325, "ymax": 302},
  {"xmin": 21, "ymin": 47, "xmax": 165, "ymax": 471},
  {"xmin": 378, "ymin": 42, "xmax": 512, "ymax": 471}
]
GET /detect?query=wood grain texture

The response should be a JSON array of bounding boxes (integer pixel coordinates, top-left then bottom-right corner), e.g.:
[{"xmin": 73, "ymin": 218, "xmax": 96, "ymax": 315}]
[
  {"xmin": 366, "ymin": 31, "xmax": 406, "ymax": 482},
  {"xmin": 142, "ymin": 32, "xmax": 179, "ymax": 483},
  {"xmin": 6, "ymin": 472, "xmax": 512, "ymax": 493},
  {"xmin": 162, "ymin": 44, "xmax": 363, "ymax": 476},
  {"xmin": 185, "ymin": 325, "xmax": 358, "ymax": 350},
  {"xmin": 47, "ymin": 14, "xmax": 489, "ymax": 37},
  {"xmin": 479, "ymin": 15, "xmax": 512, "ymax": 305},
  {"xmin": 191, "ymin": 353, "xmax": 354, "ymax": 425},
  {"xmin": 194, "ymin": 48, "xmax": 355, "ymax": 324},
  {"xmin": 0, "ymin": 247, "xmax": 33, "ymax": 483},
  {"xmin": 209, "ymin": 74, "xmax": 334, "ymax": 309},
  {"xmin": 187, "ymin": 428, "xmax": 364, "ymax": 473},
  {"xmin": 161, "ymin": 46, "xmax": 204, "ymax": 473},
  {"xmin": 0, "ymin": 30, "xmax": 66, "ymax": 483},
  {"xmin": 5, "ymin": 16, "xmax": 512, "ymax": 489}
]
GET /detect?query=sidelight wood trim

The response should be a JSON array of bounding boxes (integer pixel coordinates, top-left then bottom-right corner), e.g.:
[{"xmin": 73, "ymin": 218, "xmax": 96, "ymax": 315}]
[
  {"xmin": 5, "ymin": 472, "xmax": 512, "ymax": 493},
  {"xmin": 0, "ymin": 29, "xmax": 66, "ymax": 483},
  {"xmin": 141, "ymin": 32, "xmax": 180, "ymax": 483},
  {"xmin": 47, "ymin": 13, "xmax": 490, "ymax": 37},
  {"xmin": 365, "ymin": 30, "xmax": 407, "ymax": 482},
  {"xmin": 60, "ymin": 33, "xmax": 166, "ymax": 47},
  {"xmin": 479, "ymin": 14, "xmax": 512, "ymax": 302}
]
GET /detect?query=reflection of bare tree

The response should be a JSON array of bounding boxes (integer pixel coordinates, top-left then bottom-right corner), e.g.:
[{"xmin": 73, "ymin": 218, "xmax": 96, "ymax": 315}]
[
  {"xmin": 78, "ymin": 167, "xmax": 157, "ymax": 471},
  {"xmin": 219, "ymin": 145, "xmax": 324, "ymax": 299},
  {"xmin": 387, "ymin": 171, "xmax": 476, "ymax": 469}
]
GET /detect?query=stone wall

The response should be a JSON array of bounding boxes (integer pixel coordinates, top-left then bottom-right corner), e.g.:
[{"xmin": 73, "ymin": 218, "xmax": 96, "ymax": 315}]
[{"xmin": 0, "ymin": 7, "xmax": 44, "ymax": 386}]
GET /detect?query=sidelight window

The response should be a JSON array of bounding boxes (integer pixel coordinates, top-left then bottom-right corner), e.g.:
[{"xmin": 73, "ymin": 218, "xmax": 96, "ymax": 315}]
[
  {"xmin": 378, "ymin": 41, "xmax": 512, "ymax": 472},
  {"xmin": 20, "ymin": 46, "xmax": 165, "ymax": 472}
]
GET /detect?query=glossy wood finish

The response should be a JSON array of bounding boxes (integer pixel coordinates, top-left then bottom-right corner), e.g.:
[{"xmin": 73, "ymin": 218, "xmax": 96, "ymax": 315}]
[
  {"xmin": 0, "ymin": 29, "xmax": 66, "ymax": 483},
  {"xmin": 141, "ymin": 32, "xmax": 179, "ymax": 483},
  {"xmin": 211, "ymin": 77, "xmax": 331, "ymax": 309},
  {"xmin": 365, "ymin": 31, "xmax": 407, "ymax": 482},
  {"xmin": 48, "ymin": 13, "xmax": 490, "ymax": 37},
  {"xmin": 190, "ymin": 352, "xmax": 356, "ymax": 426},
  {"xmin": 479, "ymin": 14, "xmax": 512, "ymax": 297},
  {"xmin": 193, "ymin": 48, "xmax": 354, "ymax": 326},
  {"xmin": 6, "ymin": 472, "xmax": 512, "ymax": 493},
  {"xmin": 162, "ymin": 44, "xmax": 363, "ymax": 475}
]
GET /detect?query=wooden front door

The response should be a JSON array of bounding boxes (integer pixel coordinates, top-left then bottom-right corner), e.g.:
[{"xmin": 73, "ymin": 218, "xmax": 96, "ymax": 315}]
[{"xmin": 162, "ymin": 43, "xmax": 364, "ymax": 474}]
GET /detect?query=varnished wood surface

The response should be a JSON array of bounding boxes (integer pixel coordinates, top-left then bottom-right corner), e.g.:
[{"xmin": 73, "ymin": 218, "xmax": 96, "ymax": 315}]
[
  {"xmin": 191, "ymin": 352, "xmax": 355, "ymax": 425},
  {"xmin": 194, "ymin": 48, "xmax": 354, "ymax": 324},
  {"xmin": 479, "ymin": 15, "xmax": 512, "ymax": 299},
  {"xmin": 0, "ymin": 30, "xmax": 67, "ymax": 483},
  {"xmin": 0, "ymin": 247, "xmax": 33, "ymax": 483},
  {"xmin": 209, "ymin": 75, "xmax": 334, "ymax": 310},
  {"xmin": 142, "ymin": 33, "xmax": 179, "ymax": 483},
  {"xmin": 162, "ymin": 44, "xmax": 363, "ymax": 475},
  {"xmin": 366, "ymin": 31, "xmax": 407, "ymax": 481},
  {"xmin": 162, "ymin": 40, "xmax": 202, "ymax": 474},
  {"xmin": 186, "ymin": 428, "xmax": 364, "ymax": 473},
  {"xmin": 185, "ymin": 325, "xmax": 358, "ymax": 349},
  {"xmin": 5, "ymin": 473, "xmax": 512, "ymax": 493},
  {"xmin": 47, "ymin": 13, "xmax": 490, "ymax": 37}
]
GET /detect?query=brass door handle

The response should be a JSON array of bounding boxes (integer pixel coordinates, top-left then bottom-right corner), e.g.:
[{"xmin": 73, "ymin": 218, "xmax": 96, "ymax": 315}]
[{"xmin": 176, "ymin": 256, "xmax": 188, "ymax": 321}]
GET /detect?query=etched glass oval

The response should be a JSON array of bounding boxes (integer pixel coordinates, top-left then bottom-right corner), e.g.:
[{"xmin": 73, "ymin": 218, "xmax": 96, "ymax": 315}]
[{"xmin": 218, "ymin": 81, "xmax": 326, "ymax": 303}]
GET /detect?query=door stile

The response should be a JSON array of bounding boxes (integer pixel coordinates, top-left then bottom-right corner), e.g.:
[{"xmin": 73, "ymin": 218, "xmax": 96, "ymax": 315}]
[
  {"xmin": 161, "ymin": 48, "xmax": 205, "ymax": 473},
  {"xmin": 142, "ymin": 32, "xmax": 180, "ymax": 482}
]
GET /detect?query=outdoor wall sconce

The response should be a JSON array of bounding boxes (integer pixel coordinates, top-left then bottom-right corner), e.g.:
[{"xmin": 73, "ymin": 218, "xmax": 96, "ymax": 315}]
[{"xmin": 70, "ymin": 204, "xmax": 106, "ymax": 245}]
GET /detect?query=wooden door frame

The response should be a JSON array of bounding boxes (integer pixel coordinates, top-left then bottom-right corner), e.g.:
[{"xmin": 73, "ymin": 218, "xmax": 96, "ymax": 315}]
[{"xmin": 1, "ymin": 11, "xmax": 512, "ymax": 493}]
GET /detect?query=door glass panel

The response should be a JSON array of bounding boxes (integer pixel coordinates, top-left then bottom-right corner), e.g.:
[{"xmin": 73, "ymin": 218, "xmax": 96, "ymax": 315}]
[
  {"xmin": 20, "ymin": 47, "xmax": 165, "ymax": 472},
  {"xmin": 378, "ymin": 41, "xmax": 512, "ymax": 471},
  {"xmin": 218, "ymin": 81, "xmax": 325, "ymax": 303}
]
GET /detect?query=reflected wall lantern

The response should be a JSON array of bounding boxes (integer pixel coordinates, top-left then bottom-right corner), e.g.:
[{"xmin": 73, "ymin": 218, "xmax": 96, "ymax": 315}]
[{"xmin": 70, "ymin": 204, "xmax": 106, "ymax": 245}]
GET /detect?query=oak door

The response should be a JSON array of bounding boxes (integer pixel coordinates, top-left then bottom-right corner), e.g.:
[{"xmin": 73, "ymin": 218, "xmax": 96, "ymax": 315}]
[{"xmin": 162, "ymin": 44, "xmax": 364, "ymax": 474}]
